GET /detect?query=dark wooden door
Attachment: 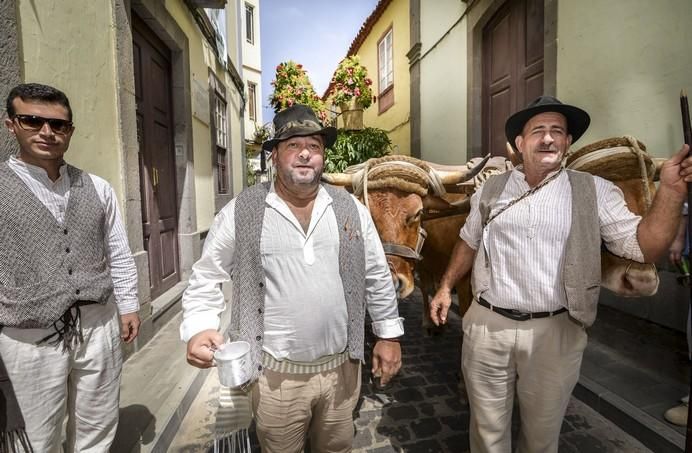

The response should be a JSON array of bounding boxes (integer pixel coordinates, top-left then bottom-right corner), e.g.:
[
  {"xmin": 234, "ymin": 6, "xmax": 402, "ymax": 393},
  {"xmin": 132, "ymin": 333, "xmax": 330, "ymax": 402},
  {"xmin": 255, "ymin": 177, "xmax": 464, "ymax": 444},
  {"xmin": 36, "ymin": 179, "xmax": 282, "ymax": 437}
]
[
  {"xmin": 133, "ymin": 15, "xmax": 180, "ymax": 299},
  {"xmin": 482, "ymin": 0, "xmax": 544, "ymax": 156}
]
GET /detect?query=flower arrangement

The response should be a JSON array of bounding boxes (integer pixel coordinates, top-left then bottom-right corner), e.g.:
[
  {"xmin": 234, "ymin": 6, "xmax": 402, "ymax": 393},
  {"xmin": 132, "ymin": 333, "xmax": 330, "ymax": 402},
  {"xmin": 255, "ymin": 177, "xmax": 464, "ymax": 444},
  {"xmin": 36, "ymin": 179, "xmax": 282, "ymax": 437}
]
[
  {"xmin": 269, "ymin": 61, "xmax": 328, "ymax": 124},
  {"xmin": 328, "ymin": 55, "xmax": 374, "ymax": 110}
]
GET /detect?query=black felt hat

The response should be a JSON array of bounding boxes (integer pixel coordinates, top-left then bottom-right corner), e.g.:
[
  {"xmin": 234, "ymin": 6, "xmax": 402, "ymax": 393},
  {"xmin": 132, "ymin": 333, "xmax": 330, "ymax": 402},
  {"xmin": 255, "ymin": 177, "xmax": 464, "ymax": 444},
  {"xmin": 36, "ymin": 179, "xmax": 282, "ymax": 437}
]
[
  {"xmin": 505, "ymin": 96, "xmax": 590, "ymax": 150},
  {"xmin": 262, "ymin": 105, "xmax": 337, "ymax": 151}
]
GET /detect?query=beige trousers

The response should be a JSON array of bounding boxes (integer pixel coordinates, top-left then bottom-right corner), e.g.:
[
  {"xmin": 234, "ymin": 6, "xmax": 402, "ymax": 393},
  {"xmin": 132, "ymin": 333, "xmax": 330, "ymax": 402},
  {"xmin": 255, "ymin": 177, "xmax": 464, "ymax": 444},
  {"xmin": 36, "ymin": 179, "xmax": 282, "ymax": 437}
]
[
  {"xmin": 0, "ymin": 303, "xmax": 122, "ymax": 453},
  {"xmin": 461, "ymin": 301, "xmax": 587, "ymax": 453},
  {"xmin": 251, "ymin": 359, "xmax": 361, "ymax": 453}
]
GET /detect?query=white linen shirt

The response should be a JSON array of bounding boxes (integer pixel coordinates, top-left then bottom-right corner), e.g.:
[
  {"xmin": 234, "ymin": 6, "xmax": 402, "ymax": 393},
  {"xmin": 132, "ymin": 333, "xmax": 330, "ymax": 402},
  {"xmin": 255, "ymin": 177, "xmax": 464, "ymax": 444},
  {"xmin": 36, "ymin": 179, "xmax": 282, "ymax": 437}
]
[
  {"xmin": 7, "ymin": 157, "xmax": 139, "ymax": 314},
  {"xmin": 180, "ymin": 184, "xmax": 404, "ymax": 362},
  {"xmin": 460, "ymin": 168, "xmax": 644, "ymax": 313}
]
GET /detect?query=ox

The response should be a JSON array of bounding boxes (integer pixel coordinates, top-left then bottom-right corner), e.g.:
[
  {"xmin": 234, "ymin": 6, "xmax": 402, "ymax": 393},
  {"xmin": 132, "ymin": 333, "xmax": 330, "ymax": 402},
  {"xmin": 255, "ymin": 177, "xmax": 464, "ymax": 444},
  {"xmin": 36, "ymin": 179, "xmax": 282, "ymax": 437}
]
[
  {"xmin": 323, "ymin": 137, "xmax": 665, "ymax": 330},
  {"xmin": 322, "ymin": 155, "xmax": 487, "ymax": 298}
]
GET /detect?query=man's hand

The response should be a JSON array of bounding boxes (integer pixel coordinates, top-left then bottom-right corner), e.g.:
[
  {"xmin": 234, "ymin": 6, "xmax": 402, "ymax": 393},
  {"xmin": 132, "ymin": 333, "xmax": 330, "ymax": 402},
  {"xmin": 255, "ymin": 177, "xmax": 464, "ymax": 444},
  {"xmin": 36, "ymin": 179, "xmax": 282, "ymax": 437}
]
[
  {"xmin": 430, "ymin": 288, "xmax": 452, "ymax": 326},
  {"xmin": 186, "ymin": 329, "xmax": 225, "ymax": 369},
  {"xmin": 120, "ymin": 312, "xmax": 140, "ymax": 343},
  {"xmin": 372, "ymin": 339, "xmax": 402, "ymax": 386},
  {"xmin": 660, "ymin": 144, "xmax": 692, "ymax": 195}
]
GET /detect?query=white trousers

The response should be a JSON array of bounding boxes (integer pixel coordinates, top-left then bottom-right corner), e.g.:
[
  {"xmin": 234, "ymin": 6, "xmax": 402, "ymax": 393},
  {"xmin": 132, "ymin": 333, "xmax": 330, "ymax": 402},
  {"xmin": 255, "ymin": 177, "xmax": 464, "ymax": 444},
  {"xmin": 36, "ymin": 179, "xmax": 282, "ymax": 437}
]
[
  {"xmin": 461, "ymin": 301, "xmax": 587, "ymax": 453},
  {"xmin": 0, "ymin": 303, "xmax": 123, "ymax": 453}
]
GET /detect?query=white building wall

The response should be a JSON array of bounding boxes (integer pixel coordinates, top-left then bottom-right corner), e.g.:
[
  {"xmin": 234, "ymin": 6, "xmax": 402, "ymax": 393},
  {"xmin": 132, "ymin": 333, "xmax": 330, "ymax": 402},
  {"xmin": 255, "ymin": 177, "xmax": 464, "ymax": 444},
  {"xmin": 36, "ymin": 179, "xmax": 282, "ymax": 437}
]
[
  {"xmin": 418, "ymin": 1, "xmax": 469, "ymax": 164},
  {"xmin": 241, "ymin": 0, "xmax": 263, "ymax": 140}
]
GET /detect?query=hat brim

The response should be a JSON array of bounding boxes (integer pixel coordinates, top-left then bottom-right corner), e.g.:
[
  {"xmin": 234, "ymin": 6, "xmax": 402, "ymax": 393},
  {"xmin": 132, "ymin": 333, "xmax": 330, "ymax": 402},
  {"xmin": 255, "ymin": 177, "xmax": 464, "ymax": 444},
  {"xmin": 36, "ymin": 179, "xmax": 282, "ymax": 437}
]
[
  {"xmin": 505, "ymin": 103, "xmax": 590, "ymax": 150},
  {"xmin": 262, "ymin": 126, "xmax": 337, "ymax": 151}
]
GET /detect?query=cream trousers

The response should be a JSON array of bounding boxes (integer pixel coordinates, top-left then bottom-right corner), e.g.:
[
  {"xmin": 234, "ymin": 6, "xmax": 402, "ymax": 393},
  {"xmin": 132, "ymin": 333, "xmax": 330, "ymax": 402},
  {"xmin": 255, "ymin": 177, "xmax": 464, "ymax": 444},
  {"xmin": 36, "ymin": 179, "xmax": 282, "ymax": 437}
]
[
  {"xmin": 461, "ymin": 301, "xmax": 587, "ymax": 453},
  {"xmin": 251, "ymin": 359, "xmax": 361, "ymax": 453},
  {"xmin": 0, "ymin": 303, "xmax": 122, "ymax": 453}
]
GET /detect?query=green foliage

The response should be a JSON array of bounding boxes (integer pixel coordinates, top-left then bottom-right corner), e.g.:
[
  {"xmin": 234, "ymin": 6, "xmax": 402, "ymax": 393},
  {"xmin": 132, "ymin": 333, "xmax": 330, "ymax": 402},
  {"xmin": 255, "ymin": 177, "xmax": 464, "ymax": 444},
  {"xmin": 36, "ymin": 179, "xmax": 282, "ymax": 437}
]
[
  {"xmin": 245, "ymin": 147, "xmax": 258, "ymax": 186},
  {"xmin": 324, "ymin": 127, "xmax": 392, "ymax": 173}
]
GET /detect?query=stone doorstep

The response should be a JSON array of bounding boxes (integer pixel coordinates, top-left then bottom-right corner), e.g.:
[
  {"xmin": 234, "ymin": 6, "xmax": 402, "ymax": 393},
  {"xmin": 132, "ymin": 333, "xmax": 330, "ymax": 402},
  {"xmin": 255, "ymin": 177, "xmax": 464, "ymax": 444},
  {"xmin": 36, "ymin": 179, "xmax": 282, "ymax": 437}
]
[{"xmin": 574, "ymin": 375, "xmax": 685, "ymax": 453}]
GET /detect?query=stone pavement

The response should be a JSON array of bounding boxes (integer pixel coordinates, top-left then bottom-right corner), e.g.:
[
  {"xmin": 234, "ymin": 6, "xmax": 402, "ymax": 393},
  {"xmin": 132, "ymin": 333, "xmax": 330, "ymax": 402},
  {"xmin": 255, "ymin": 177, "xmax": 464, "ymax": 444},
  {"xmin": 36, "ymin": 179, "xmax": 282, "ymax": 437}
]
[{"xmin": 169, "ymin": 289, "xmax": 653, "ymax": 452}]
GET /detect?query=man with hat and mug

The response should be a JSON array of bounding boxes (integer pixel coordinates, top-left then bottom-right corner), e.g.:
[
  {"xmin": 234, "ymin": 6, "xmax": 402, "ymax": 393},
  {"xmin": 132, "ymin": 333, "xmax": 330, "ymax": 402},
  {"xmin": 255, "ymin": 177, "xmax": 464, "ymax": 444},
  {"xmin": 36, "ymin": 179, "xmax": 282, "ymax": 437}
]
[
  {"xmin": 182, "ymin": 104, "xmax": 403, "ymax": 452},
  {"xmin": 429, "ymin": 95, "xmax": 692, "ymax": 452}
]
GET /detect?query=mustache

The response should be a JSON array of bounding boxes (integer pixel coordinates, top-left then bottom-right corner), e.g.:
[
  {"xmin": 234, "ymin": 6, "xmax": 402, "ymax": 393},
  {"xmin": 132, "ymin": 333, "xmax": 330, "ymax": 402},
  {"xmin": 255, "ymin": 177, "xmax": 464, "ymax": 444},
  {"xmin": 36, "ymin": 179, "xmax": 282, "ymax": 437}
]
[{"xmin": 537, "ymin": 146, "xmax": 558, "ymax": 152}]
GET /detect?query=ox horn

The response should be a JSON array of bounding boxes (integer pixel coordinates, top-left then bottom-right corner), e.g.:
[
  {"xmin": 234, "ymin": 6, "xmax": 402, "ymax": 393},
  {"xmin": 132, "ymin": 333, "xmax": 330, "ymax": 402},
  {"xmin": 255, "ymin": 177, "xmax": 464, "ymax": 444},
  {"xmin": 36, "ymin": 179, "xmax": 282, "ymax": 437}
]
[
  {"xmin": 652, "ymin": 157, "xmax": 667, "ymax": 181},
  {"xmin": 321, "ymin": 172, "xmax": 354, "ymax": 187},
  {"xmin": 437, "ymin": 153, "xmax": 491, "ymax": 185}
]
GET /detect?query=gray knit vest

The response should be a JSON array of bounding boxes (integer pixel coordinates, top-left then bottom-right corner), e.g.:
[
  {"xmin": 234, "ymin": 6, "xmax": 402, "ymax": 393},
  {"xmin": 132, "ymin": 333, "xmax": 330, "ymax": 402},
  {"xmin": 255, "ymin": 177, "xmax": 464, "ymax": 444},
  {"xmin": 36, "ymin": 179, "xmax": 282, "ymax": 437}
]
[
  {"xmin": 475, "ymin": 169, "xmax": 601, "ymax": 326},
  {"xmin": 230, "ymin": 182, "xmax": 366, "ymax": 380},
  {"xmin": 0, "ymin": 162, "xmax": 113, "ymax": 328}
]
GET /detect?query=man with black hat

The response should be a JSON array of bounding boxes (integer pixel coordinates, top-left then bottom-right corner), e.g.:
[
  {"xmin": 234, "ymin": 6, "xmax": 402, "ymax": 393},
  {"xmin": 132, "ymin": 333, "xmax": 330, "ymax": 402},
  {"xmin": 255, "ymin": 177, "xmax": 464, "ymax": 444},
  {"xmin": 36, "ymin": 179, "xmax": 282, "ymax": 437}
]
[
  {"xmin": 181, "ymin": 104, "xmax": 403, "ymax": 452},
  {"xmin": 429, "ymin": 96, "xmax": 692, "ymax": 452}
]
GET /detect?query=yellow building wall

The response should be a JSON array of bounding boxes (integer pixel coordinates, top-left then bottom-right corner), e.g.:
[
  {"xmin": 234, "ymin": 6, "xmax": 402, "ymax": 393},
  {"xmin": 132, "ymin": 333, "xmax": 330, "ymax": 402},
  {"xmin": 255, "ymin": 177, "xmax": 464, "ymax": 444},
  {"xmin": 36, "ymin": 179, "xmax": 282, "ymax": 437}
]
[
  {"xmin": 557, "ymin": 0, "xmax": 692, "ymax": 157},
  {"xmin": 17, "ymin": 0, "xmax": 124, "ymax": 200},
  {"xmin": 357, "ymin": 0, "xmax": 411, "ymax": 156},
  {"xmin": 166, "ymin": 0, "xmax": 222, "ymax": 230}
]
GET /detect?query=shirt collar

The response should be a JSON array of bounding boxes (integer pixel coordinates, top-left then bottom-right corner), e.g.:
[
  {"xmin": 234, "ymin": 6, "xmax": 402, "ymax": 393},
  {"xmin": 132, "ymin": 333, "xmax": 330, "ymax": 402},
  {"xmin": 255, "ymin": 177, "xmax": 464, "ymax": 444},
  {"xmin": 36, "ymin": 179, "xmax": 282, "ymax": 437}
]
[
  {"xmin": 512, "ymin": 164, "xmax": 564, "ymax": 186},
  {"xmin": 8, "ymin": 155, "xmax": 68, "ymax": 181}
]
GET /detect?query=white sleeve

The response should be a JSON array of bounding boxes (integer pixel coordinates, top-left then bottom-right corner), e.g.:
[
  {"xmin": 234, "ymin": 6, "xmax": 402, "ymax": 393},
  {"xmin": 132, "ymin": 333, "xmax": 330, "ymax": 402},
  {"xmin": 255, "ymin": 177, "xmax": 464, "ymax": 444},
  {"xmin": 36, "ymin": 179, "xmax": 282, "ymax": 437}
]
[
  {"xmin": 355, "ymin": 197, "xmax": 404, "ymax": 338},
  {"xmin": 92, "ymin": 175, "xmax": 139, "ymax": 314},
  {"xmin": 180, "ymin": 200, "xmax": 237, "ymax": 342}
]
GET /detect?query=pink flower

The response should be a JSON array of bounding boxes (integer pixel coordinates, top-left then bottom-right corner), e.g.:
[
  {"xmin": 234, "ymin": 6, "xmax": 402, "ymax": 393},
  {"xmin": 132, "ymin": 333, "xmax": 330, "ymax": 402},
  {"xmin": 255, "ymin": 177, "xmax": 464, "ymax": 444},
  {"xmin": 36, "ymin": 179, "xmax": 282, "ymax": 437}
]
[{"xmin": 354, "ymin": 88, "xmax": 361, "ymax": 96}]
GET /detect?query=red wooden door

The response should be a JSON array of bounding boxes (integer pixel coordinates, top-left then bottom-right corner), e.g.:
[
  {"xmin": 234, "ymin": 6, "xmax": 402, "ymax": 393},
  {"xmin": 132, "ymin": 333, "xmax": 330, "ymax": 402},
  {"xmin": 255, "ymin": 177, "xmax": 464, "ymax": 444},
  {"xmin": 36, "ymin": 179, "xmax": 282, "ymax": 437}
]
[
  {"xmin": 482, "ymin": 0, "xmax": 544, "ymax": 156},
  {"xmin": 133, "ymin": 15, "xmax": 180, "ymax": 299}
]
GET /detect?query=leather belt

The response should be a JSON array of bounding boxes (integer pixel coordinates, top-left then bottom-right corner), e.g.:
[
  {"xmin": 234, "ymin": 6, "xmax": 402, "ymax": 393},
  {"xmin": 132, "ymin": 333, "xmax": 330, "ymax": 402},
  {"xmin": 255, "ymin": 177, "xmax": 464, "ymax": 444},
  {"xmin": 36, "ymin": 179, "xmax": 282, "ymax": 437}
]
[{"xmin": 477, "ymin": 297, "xmax": 567, "ymax": 321}]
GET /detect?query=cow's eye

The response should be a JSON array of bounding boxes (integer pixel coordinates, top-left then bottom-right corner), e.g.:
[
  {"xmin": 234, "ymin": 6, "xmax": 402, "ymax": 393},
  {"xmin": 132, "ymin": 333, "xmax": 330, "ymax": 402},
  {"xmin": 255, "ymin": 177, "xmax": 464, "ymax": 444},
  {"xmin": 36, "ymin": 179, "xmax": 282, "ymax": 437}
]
[{"xmin": 407, "ymin": 209, "xmax": 423, "ymax": 225}]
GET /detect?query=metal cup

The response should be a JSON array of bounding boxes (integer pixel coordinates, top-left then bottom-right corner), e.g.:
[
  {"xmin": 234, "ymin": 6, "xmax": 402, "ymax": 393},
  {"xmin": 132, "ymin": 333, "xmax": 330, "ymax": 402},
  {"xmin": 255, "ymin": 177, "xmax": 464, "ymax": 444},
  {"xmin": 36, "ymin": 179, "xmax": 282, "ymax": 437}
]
[{"xmin": 214, "ymin": 341, "xmax": 252, "ymax": 388}]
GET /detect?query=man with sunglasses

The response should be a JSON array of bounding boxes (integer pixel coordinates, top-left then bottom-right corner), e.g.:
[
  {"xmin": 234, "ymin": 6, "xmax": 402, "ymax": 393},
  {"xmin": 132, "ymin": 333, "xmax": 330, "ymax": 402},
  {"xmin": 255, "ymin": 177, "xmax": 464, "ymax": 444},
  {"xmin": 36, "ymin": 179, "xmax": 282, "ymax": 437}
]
[{"xmin": 0, "ymin": 83, "xmax": 139, "ymax": 451}]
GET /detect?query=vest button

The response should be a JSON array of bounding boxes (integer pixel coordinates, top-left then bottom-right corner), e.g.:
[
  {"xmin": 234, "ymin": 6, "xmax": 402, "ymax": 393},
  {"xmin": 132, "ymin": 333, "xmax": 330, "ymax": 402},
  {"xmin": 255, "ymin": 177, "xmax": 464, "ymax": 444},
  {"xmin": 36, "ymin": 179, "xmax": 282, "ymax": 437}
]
[
  {"xmin": 63, "ymin": 229, "xmax": 68, "ymax": 235},
  {"xmin": 257, "ymin": 308, "xmax": 263, "ymax": 314},
  {"xmin": 68, "ymin": 269, "xmax": 73, "ymax": 275},
  {"xmin": 65, "ymin": 247, "xmax": 70, "ymax": 253},
  {"xmin": 257, "ymin": 365, "xmax": 262, "ymax": 371},
  {"xmin": 75, "ymin": 289, "xmax": 80, "ymax": 295},
  {"xmin": 255, "ymin": 335, "xmax": 261, "ymax": 341},
  {"xmin": 258, "ymin": 282, "xmax": 264, "ymax": 288}
]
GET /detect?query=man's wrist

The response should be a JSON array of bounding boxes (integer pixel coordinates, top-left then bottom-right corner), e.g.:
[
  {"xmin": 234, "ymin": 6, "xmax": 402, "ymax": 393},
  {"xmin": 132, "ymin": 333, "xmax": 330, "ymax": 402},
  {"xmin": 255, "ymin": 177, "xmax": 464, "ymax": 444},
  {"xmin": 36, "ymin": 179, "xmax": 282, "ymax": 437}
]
[{"xmin": 377, "ymin": 337, "xmax": 401, "ymax": 343}]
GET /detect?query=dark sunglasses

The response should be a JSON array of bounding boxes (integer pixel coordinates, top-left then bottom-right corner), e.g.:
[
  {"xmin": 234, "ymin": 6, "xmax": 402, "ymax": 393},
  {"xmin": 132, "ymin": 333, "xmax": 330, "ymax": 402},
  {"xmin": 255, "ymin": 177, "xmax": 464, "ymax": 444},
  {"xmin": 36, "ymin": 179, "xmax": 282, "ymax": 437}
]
[{"xmin": 12, "ymin": 114, "xmax": 74, "ymax": 135}]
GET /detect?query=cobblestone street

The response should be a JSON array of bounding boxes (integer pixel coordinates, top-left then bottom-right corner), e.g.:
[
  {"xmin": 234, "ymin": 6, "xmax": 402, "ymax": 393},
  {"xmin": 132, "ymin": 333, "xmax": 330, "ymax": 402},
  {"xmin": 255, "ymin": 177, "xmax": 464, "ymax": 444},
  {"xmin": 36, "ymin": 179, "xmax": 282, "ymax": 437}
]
[{"xmin": 170, "ymin": 290, "xmax": 653, "ymax": 452}]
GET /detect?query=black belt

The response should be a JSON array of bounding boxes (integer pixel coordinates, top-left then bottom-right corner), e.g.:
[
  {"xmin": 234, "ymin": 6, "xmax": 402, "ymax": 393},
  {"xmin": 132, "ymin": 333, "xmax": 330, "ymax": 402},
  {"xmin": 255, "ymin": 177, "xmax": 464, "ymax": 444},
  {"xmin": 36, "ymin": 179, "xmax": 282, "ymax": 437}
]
[{"xmin": 477, "ymin": 297, "xmax": 567, "ymax": 321}]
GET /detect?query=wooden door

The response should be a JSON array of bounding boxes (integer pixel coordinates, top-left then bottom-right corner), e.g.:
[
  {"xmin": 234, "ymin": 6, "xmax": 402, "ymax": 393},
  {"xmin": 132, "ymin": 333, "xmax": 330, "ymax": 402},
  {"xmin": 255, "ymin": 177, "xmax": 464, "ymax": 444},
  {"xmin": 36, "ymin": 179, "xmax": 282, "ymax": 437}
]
[
  {"xmin": 133, "ymin": 15, "xmax": 180, "ymax": 299},
  {"xmin": 482, "ymin": 0, "xmax": 544, "ymax": 156}
]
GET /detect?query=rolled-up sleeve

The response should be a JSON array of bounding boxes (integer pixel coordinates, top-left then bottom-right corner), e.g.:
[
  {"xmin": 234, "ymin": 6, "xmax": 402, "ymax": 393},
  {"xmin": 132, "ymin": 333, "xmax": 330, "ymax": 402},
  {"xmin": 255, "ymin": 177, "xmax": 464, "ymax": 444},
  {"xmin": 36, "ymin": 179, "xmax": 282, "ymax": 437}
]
[
  {"xmin": 459, "ymin": 187, "xmax": 484, "ymax": 250},
  {"xmin": 180, "ymin": 200, "xmax": 237, "ymax": 342},
  {"xmin": 356, "ymin": 199, "xmax": 404, "ymax": 338},
  {"xmin": 595, "ymin": 177, "xmax": 644, "ymax": 262}
]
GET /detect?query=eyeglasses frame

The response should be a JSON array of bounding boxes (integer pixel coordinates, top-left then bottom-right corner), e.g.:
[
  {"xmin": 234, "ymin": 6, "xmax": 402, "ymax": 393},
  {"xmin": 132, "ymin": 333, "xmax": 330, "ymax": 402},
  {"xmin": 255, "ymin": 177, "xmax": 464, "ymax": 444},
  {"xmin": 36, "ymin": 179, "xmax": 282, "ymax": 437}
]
[{"xmin": 11, "ymin": 114, "xmax": 74, "ymax": 135}]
